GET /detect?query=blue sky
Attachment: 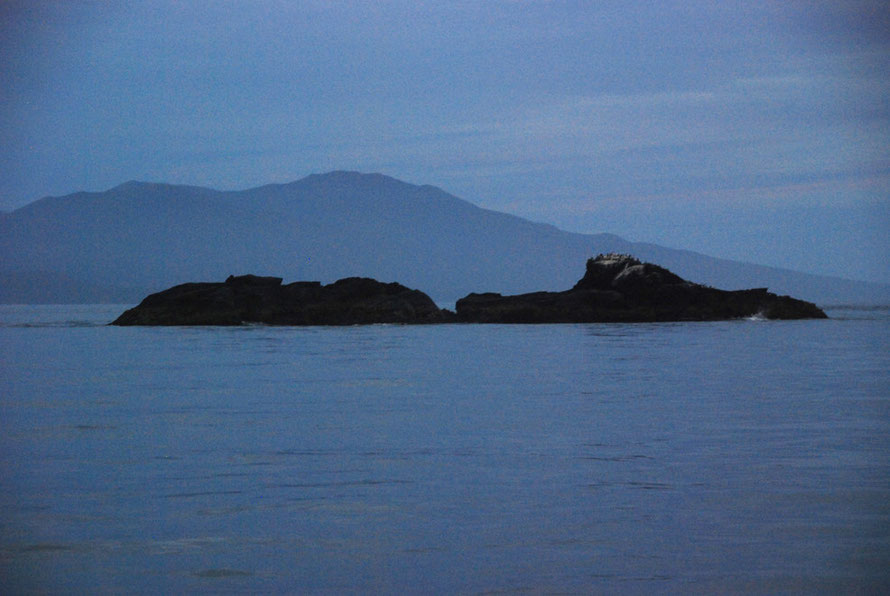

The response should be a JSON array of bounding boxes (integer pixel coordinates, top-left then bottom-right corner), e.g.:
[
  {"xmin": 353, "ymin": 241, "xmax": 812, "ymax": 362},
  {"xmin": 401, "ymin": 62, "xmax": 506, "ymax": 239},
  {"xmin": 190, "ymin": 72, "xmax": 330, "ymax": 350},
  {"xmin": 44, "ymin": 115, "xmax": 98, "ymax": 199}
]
[{"xmin": 1, "ymin": 1, "xmax": 888, "ymax": 282}]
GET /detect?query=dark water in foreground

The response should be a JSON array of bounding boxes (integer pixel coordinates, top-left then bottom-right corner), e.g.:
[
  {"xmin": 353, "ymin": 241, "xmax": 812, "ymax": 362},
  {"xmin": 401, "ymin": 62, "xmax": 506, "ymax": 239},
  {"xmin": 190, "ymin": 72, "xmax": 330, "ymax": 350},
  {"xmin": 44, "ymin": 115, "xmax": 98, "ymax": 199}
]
[{"xmin": 1, "ymin": 305, "xmax": 888, "ymax": 594}]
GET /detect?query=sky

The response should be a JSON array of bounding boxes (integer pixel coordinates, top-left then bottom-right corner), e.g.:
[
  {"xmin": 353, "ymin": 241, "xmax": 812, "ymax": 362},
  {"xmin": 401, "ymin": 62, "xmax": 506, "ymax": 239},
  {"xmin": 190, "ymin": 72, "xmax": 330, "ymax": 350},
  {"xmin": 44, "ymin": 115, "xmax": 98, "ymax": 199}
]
[{"xmin": 1, "ymin": 1, "xmax": 888, "ymax": 282}]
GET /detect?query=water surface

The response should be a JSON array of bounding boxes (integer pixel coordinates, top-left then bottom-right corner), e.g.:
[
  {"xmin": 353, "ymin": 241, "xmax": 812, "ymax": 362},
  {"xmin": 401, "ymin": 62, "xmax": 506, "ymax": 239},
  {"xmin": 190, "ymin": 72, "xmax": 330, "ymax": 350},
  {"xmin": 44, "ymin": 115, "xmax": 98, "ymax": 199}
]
[{"xmin": 1, "ymin": 305, "xmax": 888, "ymax": 593}]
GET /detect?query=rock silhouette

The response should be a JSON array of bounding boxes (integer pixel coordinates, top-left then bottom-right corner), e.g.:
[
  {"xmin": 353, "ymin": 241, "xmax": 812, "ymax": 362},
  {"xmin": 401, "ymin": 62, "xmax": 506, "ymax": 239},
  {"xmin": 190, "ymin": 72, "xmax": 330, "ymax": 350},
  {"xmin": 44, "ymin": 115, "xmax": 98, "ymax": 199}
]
[
  {"xmin": 112, "ymin": 255, "xmax": 827, "ymax": 326},
  {"xmin": 111, "ymin": 275, "xmax": 450, "ymax": 326},
  {"xmin": 455, "ymin": 254, "xmax": 827, "ymax": 322}
]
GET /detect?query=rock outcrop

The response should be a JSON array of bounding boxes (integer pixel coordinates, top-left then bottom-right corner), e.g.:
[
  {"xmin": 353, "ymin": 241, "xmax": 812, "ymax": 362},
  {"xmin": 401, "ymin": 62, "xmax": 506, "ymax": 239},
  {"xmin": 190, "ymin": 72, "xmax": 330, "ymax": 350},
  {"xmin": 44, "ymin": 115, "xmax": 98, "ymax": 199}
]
[
  {"xmin": 112, "ymin": 255, "xmax": 827, "ymax": 326},
  {"xmin": 455, "ymin": 254, "xmax": 827, "ymax": 322},
  {"xmin": 111, "ymin": 275, "xmax": 452, "ymax": 326}
]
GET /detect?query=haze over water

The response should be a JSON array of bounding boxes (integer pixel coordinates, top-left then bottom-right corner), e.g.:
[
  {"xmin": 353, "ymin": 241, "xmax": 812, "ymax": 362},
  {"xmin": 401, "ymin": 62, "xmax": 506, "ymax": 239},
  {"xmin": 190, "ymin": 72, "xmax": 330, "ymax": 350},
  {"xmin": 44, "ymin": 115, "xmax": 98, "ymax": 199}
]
[{"xmin": 1, "ymin": 305, "xmax": 888, "ymax": 593}]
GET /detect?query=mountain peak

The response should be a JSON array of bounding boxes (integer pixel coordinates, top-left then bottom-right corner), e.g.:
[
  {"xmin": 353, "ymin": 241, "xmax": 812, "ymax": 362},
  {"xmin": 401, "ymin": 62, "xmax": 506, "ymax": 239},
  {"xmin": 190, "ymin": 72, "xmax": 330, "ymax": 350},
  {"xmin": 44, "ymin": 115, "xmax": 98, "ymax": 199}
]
[
  {"xmin": 111, "ymin": 180, "xmax": 152, "ymax": 191},
  {"xmin": 297, "ymin": 170, "xmax": 413, "ymax": 189},
  {"xmin": 308, "ymin": 170, "xmax": 393, "ymax": 181}
]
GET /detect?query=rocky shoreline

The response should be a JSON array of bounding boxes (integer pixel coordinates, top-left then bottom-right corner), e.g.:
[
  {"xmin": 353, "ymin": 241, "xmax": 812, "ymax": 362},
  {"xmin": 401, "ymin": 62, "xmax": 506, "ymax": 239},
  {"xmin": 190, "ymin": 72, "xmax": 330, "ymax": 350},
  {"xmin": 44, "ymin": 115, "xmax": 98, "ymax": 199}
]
[{"xmin": 111, "ymin": 254, "xmax": 827, "ymax": 326}]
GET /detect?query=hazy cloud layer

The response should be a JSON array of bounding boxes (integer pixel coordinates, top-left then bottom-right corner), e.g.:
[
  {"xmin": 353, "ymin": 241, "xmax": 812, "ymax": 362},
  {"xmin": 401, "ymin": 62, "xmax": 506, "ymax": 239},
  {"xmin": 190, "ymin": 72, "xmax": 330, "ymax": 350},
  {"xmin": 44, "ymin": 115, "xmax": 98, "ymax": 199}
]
[{"xmin": 1, "ymin": 1, "xmax": 888, "ymax": 281}]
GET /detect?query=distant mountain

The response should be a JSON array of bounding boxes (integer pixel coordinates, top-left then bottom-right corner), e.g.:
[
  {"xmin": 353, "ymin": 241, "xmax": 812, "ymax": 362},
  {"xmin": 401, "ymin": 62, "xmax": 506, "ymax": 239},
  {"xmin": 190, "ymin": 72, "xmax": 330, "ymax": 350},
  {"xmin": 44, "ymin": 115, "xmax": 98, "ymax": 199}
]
[{"xmin": 1, "ymin": 171, "xmax": 887, "ymax": 305}]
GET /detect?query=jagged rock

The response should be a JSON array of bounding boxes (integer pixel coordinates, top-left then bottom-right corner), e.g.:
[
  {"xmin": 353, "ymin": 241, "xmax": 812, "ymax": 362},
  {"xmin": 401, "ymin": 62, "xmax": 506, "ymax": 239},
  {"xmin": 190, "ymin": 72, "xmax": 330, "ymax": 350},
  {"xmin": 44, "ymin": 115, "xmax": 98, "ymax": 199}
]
[
  {"xmin": 111, "ymin": 275, "xmax": 452, "ymax": 326},
  {"xmin": 455, "ymin": 254, "xmax": 827, "ymax": 322}
]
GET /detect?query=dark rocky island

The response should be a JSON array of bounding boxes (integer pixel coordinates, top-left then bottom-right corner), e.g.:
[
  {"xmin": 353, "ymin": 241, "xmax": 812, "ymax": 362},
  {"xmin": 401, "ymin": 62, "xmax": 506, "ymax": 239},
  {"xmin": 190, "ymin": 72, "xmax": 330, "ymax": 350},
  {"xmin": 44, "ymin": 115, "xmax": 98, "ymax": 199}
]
[
  {"xmin": 111, "ymin": 275, "xmax": 451, "ymax": 326},
  {"xmin": 112, "ymin": 255, "xmax": 826, "ymax": 326},
  {"xmin": 455, "ymin": 254, "xmax": 827, "ymax": 322}
]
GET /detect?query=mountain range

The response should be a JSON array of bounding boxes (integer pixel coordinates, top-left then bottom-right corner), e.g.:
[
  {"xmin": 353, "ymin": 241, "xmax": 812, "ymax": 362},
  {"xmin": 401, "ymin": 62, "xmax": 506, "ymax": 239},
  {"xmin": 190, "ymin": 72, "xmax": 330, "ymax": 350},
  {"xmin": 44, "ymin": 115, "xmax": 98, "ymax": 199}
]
[{"xmin": 1, "ymin": 171, "xmax": 887, "ymax": 305}]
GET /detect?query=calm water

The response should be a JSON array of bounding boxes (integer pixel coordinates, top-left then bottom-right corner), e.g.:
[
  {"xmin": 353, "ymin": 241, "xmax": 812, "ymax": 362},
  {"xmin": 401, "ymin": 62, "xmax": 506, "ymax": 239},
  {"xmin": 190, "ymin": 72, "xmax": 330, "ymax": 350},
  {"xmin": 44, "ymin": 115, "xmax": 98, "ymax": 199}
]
[{"xmin": 1, "ymin": 305, "xmax": 888, "ymax": 594}]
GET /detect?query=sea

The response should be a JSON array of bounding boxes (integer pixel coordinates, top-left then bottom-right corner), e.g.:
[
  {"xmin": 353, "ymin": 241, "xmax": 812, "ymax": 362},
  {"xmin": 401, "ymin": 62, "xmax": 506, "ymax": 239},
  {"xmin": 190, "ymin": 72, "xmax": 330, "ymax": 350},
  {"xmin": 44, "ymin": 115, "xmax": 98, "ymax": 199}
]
[{"xmin": 0, "ymin": 304, "xmax": 888, "ymax": 594}]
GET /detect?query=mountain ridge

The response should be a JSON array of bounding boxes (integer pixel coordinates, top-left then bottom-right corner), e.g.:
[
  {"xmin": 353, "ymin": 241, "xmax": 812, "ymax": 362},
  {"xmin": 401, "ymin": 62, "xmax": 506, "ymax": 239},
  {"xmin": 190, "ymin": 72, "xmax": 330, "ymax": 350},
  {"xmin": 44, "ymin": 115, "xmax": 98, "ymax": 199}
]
[{"xmin": 1, "ymin": 171, "xmax": 887, "ymax": 305}]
